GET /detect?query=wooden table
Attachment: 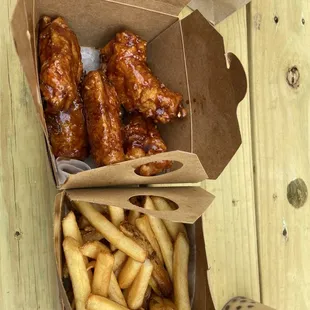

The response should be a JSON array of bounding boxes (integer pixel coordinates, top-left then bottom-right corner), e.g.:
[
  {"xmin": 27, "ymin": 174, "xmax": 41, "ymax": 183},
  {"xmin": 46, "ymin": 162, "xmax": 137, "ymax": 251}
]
[{"xmin": 1, "ymin": 1, "xmax": 309, "ymax": 309}]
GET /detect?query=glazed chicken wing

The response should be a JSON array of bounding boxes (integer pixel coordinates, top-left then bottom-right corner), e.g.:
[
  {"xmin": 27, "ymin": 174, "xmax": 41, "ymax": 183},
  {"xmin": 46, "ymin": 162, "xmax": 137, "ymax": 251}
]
[
  {"xmin": 45, "ymin": 96, "xmax": 88, "ymax": 160},
  {"xmin": 39, "ymin": 16, "xmax": 83, "ymax": 113},
  {"xmin": 82, "ymin": 70, "xmax": 125, "ymax": 166},
  {"xmin": 100, "ymin": 31, "xmax": 186, "ymax": 124},
  {"xmin": 124, "ymin": 112, "xmax": 172, "ymax": 176}
]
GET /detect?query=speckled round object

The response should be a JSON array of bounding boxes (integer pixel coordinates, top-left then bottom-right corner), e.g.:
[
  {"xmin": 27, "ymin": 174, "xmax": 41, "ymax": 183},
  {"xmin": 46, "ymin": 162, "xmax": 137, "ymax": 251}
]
[{"xmin": 222, "ymin": 296, "xmax": 275, "ymax": 310}]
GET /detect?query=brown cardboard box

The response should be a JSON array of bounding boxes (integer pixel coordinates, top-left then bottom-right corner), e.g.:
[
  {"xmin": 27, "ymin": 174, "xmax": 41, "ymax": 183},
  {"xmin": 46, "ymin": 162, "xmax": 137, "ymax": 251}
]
[
  {"xmin": 11, "ymin": 0, "xmax": 247, "ymax": 189},
  {"xmin": 54, "ymin": 187, "xmax": 216, "ymax": 309},
  {"xmin": 189, "ymin": 0, "xmax": 251, "ymax": 25}
]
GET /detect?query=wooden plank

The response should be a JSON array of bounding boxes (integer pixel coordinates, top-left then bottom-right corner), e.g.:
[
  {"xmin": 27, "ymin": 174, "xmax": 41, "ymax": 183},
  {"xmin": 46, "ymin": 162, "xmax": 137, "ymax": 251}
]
[
  {"xmin": 248, "ymin": 0, "xmax": 310, "ymax": 309},
  {"xmin": 200, "ymin": 6, "xmax": 260, "ymax": 309},
  {"xmin": 0, "ymin": 1, "xmax": 61, "ymax": 309}
]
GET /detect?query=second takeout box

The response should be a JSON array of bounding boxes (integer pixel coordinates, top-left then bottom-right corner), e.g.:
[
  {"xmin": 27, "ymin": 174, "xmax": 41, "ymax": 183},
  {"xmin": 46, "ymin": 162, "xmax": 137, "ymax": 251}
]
[
  {"xmin": 12, "ymin": 0, "xmax": 247, "ymax": 189},
  {"xmin": 54, "ymin": 186, "xmax": 216, "ymax": 309}
]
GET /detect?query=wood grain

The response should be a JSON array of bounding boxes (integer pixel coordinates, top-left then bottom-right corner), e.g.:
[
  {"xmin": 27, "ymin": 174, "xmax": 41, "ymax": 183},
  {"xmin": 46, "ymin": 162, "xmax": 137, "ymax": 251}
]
[
  {"xmin": 201, "ymin": 7, "xmax": 260, "ymax": 309},
  {"xmin": 0, "ymin": 1, "xmax": 61, "ymax": 309},
  {"xmin": 248, "ymin": 0, "xmax": 310, "ymax": 309}
]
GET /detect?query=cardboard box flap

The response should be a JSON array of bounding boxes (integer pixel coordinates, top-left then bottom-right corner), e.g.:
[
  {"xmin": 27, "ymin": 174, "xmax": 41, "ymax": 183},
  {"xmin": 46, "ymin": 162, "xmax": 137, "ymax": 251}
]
[
  {"xmin": 189, "ymin": 0, "xmax": 251, "ymax": 25},
  {"xmin": 181, "ymin": 10, "xmax": 247, "ymax": 179},
  {"xmin": 112, "ymin": 0, "xmax": 191, "ymax": 16},
  {"xmin": 60, "ymin": 151, "xmax": 208, "ymax": 190},
  {"xmin": 65, "ymin": 186, "xmax": 214, "ymax": 224},
  {"xmin": 11, "ymin": 0, "xmax": 47, "ymax": 136}
]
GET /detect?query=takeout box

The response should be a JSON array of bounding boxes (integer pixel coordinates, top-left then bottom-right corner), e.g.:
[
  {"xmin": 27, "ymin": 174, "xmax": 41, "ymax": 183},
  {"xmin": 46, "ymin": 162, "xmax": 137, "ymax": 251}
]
[
  {"xmin": 54, "ymin": 186, "xmax": 216, "ymax": 309},
  {"xmin": 11, "ymin": 0, "xmax": 247, "ymax": 189}
]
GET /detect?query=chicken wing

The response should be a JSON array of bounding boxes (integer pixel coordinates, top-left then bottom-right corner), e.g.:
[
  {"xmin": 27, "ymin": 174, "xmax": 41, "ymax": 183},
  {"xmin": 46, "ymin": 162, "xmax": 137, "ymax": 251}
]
[
  {"xmin": 100, "ymin": 31, "xmax": 186, "ymax": 124},
  {"xmin": 82, "ymin": 70, "xmax": 125, "ymax": 166},
  {"xmin": 123, "ymin": 112, "xmax": 172, "ymax": 176},
  {"xmin": 39, "ymin": 16, "xmax": 83, "ymax": 113},
  {"xmin": 45, "ymin": 96, "xmax": 88, "ymax": 160}
]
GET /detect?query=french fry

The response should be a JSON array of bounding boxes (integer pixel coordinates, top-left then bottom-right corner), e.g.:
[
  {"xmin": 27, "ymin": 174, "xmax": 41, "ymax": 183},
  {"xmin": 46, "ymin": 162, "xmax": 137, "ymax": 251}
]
[
  {"xmin": 151, "ymin": 196, "xmax": 186, "ymax": 241},
  {"xmin": 120, "ymin": 221, "xmax": 172, "ymax": 296},
  {"xmin": 62, "ymin": 211, "xmax": 83, "ymax": 245},
  {"xmin": 75, "ymin": 201, "xmax": 146, "ymax": 262},
  {"xmin": 128, "ymin": 210, "xmax": 140, "ymax": 225},
  {"xmin": 127, "ymin": 259, "xmax": 154, "ymax": 310},
  {"xmin": 109, "ymin": 272, "xmax": 127, "ymax": 307},
  {"xmin": 92, "ymin": 252, "xmax": 114, "ymax": 297},
  {"xmin": 63, "ymin": 237, "xmax": 91, "ymax": 310},
  {"xmin": 78, "ymin": 216, "xmax": 91, "ymax": 229},
  {"xmin": 113, "ymin": 250, "xmax": 127, "ymax": 272},
  {"xmin": 173, "ymin": 233, "xmax": 190, "ymax": 310},
  {"xmin": 86, "ymin": 294, "xmax": 129, "ymax": 310},
  {"xmin": 82, "ymin": 229, "xmax": 104, "ymax": 243},
  {"xmin": 118, "ymin": 258, "xmax": 142, "ymax": 289},
  {"xmin": 149, "ymin": 277, "xmax": 163, "ymax": 297},
  {"xmin": 80, "ymin": 241, "xmax": 110, "ymax": 259},
  {"xmin": 62, "ymin": 212, "xmax": 92, "ymax": 281},
  {"xmin": 136, "ymin": 216, "xmax": 164, "ymax": 264},
  {"xmin": 142, "ymin": 286, "xmax": 152, "ymax": 309},
  {"xmin": 109, "ymin": 205, "xmax": 125, "ymax": 251},
  {"xmin": 144, "ymin": 197, "xmax": 173, "ymax": 280},
  {"xmin": 149, "ymin": 296, "xmax": 177, "ymax": 310}
]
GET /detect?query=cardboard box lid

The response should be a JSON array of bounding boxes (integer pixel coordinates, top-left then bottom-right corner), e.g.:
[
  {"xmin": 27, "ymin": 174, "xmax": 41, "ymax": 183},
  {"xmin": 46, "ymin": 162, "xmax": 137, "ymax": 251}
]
[
  {"xmin": 189, "ymin": 0, "xmax": 251, "ymax": 25},
  {"xmin": 113, "ymin": 0, "xmax": 191, "ymax": 16},
  {"xmin": 64, "ymin": 186, "xmax": 215, "ymax": 224}
]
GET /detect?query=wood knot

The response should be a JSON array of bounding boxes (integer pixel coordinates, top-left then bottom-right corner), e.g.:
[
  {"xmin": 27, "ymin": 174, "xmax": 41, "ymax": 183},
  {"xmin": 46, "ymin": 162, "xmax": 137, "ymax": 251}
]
[
  {"xmin": 14, "ymin": 231, "xmax": 22, "ymax": 240},
  {"xmin": 287, "ymin": 66, "xmax": 300, "ymax": 88},
  {"xmin": 287, "ymin": 178, "xmax": 308, "ymax": 208}
]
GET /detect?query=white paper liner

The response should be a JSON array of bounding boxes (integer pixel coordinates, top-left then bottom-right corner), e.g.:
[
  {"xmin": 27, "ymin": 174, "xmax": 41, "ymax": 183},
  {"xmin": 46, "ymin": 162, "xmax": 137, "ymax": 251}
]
[{"xmin": 56, "ymin": 47, "xmax": 101, "ymax": 185}]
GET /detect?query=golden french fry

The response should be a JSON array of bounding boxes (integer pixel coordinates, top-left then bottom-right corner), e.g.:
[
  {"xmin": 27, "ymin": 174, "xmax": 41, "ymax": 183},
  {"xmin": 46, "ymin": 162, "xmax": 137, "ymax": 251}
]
[
  {"xmin": 136, "ymin": 216, "xmax": 164, "ymax": 264},
  {"xmin": 144, "ymin": 197, "xmax": 173, "ymax": 280},
  {"xmin": 149, "ymin": 277, "xmax": 163, "ymax": 297},
  {"xmin": 80, "ymin": 241, "xmax": 110, "ymax": 259},
  {"xmin": 149, "ymin": 295, "xmax": 177, "ymax": 310},
  {"xmin": 62, "ymin": 211, "xmax": 92, "ymax": 281},
  {"xmin": 82, "ymin": 229, "xmax": 104, "ymax": 243},
  {"xmin": 63, "ymin": 237, "xmax": 91, "ymax": 310},
  {"xmin": 78, "ymin": 216, "xmax": 91, "ymax": 229},
  {"xmin": 109, "ymin": 272, "xmax": 127, "ymax": 307},
  {"xmin": 62, "ymin": 211, "xmax": 83, "ymax": 245},
  {"xmin": 151, "ymin": 196, "xmax": 186, "ymax": 241},
  {"xmin": 128, "ymin": 210, "xmax": 140, "ymax": 225},
  {"xmin": 173, "ymin": 232, "xmax": 190, "ymax": 310},
  {"xmin": 109, "ymin": 205, "xmax": 125, "ymax": 251},
  {"xmin": 92, "ymin": 252, "xmax": 114, "ymax": 297},
  {"xmin": 86, "ymin": 261, "xmax": 96, "ymax": 271},
  {"xmin": 127, "ymin": 259, "xmax": 154, "ymax": 310},
  {"xmin": 113, "ymin": 250, "xmax": 127, "ymax": 272},
  {"xmin": 118, "ymin": 258, "xmax": 142, "ymax": 289},
  {"xmin": 120, "ymin": 221, "xmax": 172, "ymax": 297},
  {"xmin": 86, "ymin": 294, "xmax": 129, "ymax": 310},
  {"xmin": 75, "ymin": 201, "xmax": 146, "ymax": 262}
]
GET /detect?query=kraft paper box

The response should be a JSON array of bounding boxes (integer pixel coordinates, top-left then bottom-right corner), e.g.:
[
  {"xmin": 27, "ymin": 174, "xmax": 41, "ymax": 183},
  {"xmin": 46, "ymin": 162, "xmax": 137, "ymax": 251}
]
[
  {"xmin": 54, "ymin": 187, "xmax": 216, "ymax": 310},
  {"xmin": 11, "ymin": 0, "xmax": 247, "ymax": 189}
]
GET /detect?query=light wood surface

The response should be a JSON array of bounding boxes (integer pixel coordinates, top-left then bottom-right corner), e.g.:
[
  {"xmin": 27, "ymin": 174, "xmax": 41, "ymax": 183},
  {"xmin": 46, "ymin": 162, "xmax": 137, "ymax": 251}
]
[
  {"xmin": 249, "ymin": 1, "xmax": 310, "ymax": 309},
  {"xmin": 1, "ymin": 0, "xmax": 309, "ymax": 309},
  {"xmin": 202, "ymin": 7, "xmax": 260, "ymax": 309},
  {"xmin": 0, "ymin": 1, "xmax": 61, "ymax": 309}
]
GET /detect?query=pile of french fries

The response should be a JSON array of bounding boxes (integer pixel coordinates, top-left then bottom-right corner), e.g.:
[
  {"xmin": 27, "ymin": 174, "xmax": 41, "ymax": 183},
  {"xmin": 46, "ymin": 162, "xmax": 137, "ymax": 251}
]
[{"xmin": 62, "ymin": 196, "xmax": 191, "ymax": 310}]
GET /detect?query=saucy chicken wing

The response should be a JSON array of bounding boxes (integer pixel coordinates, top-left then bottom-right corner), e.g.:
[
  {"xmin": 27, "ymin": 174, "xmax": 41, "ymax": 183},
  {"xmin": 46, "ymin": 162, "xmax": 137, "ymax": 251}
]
[
  {"xmin": 100, "ymin": 31, "xmax": 186, "ymax": 124},
  {"xmin": 39, "ymin": 16, "xmax": 83, "ymax": 113},
  {"xmin": 82, "ymin": 70, "xmax": 125, "ymax": 166},
  {"xmin": 45, "ymin": 96, "xmax": 88, "ymax": 160},
  {"xmin": 124, "ymin": 112, "xmax": 172, "ymax": 176}
]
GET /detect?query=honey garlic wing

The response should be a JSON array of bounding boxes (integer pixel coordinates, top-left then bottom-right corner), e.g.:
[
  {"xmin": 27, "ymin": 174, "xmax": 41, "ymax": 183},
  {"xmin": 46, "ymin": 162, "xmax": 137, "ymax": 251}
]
[
  {"xmin": 82, "ymin": 70, "xmax": 125, "ymax": 166},
  {"xmin": 39, "ymin": 16, "xmax": 83, "ymax": 113},
  {"xmin": 124, "ymin": 113, "xmax": 172, "ymax": 176},
  {"xmin": 45, "ymin": 96, "xmax": 88, "ymax": 160},
  {"xmin": 100, "ymin": 31, "xmax": 186, "ymax": 124}
]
